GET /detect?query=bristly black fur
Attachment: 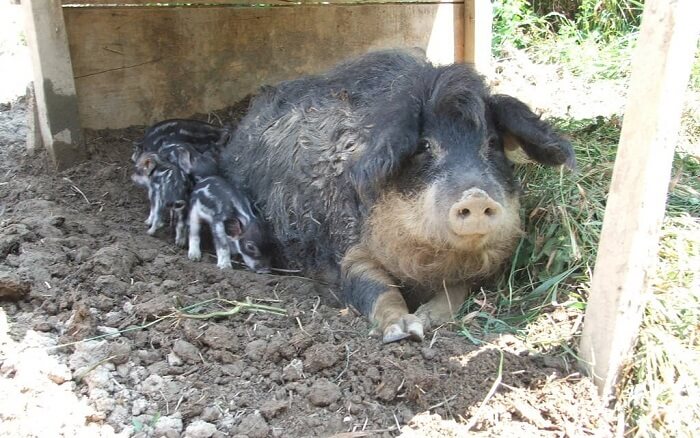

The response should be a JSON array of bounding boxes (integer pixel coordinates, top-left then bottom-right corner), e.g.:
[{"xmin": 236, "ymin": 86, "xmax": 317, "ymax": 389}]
[{"xmin": 220, "ymin": 49, "xmax": 575, "ymax": 280}]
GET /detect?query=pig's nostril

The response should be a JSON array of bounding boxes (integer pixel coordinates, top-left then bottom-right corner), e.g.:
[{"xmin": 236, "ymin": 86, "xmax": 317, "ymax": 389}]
[
  {"xmin": 484, "ymin": 207, "xmax": 494, "ymax": 217},
  {"xmin": 459, "ymin": 208, "xmax": 471, "ymax": 217}
]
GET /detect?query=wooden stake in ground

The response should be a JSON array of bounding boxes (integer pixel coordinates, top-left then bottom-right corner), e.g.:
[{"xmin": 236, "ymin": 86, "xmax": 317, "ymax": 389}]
[
  {"xmin": 464, "ymin": 0, "xmax": 491, "ymax": 74},
  {"xmin": 23, "ymin": 0, "xmax": 86, "ymax": 170},
  {"xmin": 579, "ymin": 0, "xmax": 699, "ymax": 400}
]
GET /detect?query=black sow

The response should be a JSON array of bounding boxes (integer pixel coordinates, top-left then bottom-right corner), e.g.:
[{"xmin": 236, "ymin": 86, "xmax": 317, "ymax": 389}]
[{"xmin": 221, "ymin": 50, "xmax": 575, "ymax": 343}]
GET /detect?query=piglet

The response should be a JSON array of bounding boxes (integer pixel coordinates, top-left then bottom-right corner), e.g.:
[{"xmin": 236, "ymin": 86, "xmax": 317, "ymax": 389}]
[
  {"xmin": 132, "ymin": 119, "xmax": 230, "ymax": 162},
  {"xmin": 187, "ymin": 176, "xmax": 273, "ymax": 273},
  {"xmin": 158, "ymin": 142, "xmax": 219, "ymax": 182},
  {"xmin": 131, "ymin": 152, "xmax": 190, "ymax": 246}
]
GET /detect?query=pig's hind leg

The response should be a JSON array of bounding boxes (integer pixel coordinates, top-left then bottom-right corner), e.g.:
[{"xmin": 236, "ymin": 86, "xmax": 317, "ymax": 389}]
[
  {"xmin": 173, "ymin": 201, "xmax": 188, "ymax": 248},
  {"xmin": 341, "ymin": 245, "xmax": 424, "ymax": 343}
]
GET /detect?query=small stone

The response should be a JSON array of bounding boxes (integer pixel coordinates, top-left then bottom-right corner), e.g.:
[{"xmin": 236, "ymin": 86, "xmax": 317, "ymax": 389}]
[
  {"xmin": 172, "ymin": 340, "xmax": 200, "ymax": 363},
  {"xmin": 167, "ymin": 351, "xmax": 183, "ymax": 367},
  {"xmin": 307, "ymin": 378, "xmax": 341, "ymax": 407},
  {"xmin": 236, "ymin": 412, "xmax": 269, "ymax": 438},
  {"xmin": 282, "ymin": 359, "xmax": 304, "ymax": 381},
  {"xmin": 154, "ymin": 415, "xmax": 184, "ymax": 437},
  {"xmin": 184, "ymin": 420, "xmax": 217, "ymax": 438}
]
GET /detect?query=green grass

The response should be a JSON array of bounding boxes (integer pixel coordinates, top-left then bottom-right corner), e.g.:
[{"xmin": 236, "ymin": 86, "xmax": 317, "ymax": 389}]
[{"xmin": 618, "ymin": 216, "xmax": 700, "ymax": 437}]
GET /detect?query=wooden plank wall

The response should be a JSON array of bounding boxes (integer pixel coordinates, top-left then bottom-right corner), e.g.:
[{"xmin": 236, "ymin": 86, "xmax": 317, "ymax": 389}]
[{"xmin": 63, "ymin": 2, "xmax": 464, "ymax": 129}]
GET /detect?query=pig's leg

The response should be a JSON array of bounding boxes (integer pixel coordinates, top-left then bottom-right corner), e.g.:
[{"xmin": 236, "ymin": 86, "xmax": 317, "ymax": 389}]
[
  {"xmin": 187, "ymin": 207, "xmax": 202, "ymax": 261},
  {"xmin": 147, "ymin": 190, "xmax": 164, "ymax": 235},
  {"xmin": 174, "ymin": 204, "xmax": 187, "ymax": 248},
  {"xmin": 145, "ymin": 185, "xmax": 155, "ymax": 226},
  {"xmin": 341, "ymin": 245, "xmax": 423, "ymax": 343},
  {"xmin": 415, "ymin": 283, "xmax": 467, "ymax": 329},
  {"xmin": 211, "ymin": 221, "xmax": 232, "ymax": 270}
]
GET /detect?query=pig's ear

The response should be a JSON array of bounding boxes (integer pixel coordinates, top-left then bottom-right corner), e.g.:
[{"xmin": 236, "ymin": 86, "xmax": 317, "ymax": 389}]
[
  {"xmin": 489, "ymin": 94, "xmax": 576, "ymax": 170},
  {"xmin": 143, "ymin": 156, "xmax": 156, "ymax": 174},
  {"xmin": 177, "ymin": 148, "xmax": 193, "ymax": 174},
  {"xmin": 226, "ymin": 218, "xmax": 242, "ymax": 238},
  {"xmin": 350, "ymin": 92, "xmax": 423, "ymax": 200}
]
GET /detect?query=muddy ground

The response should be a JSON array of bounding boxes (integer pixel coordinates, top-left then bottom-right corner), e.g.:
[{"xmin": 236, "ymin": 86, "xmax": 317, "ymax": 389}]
[{"xmin": 0, "ymin": 87, "xmax": 616, "ymax": 438}]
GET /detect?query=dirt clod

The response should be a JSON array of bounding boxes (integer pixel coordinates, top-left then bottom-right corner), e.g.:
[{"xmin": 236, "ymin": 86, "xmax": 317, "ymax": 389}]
[
  {"xmin": 260, "ymin": 399, "xmax": 288, "ymax": 420},
  {"xmin": 172, "ymin": 339, "xmax": 201, "ymax": 364},
  {"xmin": 282, "ymin": 358, "xmax": 304, "ymax": 382},
  {"xmin": 0, "ymin": 269, "xmax": 29, "ymax": 300},
  {"xmin": 184, "ymin": 420, "xmax": 217, "ymax": 438},
  {"xmin": 236, "ymin": 412, "xmax": 270, "ymax": 438},
  {"xmin": 202, "ymin": 323, "xmax": 238, "ymax": 351},
  {"xmin": 308, "ymin": 378, "xmax": 342, "ymax": 407},
  {"xmin": 304, "ymin": 342, "xmax": 341, "ymax": 373}
]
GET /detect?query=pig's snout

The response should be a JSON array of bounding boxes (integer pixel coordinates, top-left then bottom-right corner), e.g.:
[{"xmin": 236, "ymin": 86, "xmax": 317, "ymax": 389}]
[{"xmin": 448, "ymin": 188, "xmax": 503, "ymax": 236}]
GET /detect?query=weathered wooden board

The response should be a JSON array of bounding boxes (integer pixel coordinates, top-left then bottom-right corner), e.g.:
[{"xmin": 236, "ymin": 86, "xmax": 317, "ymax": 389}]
[
  {"xmin": 64, "ymin": 4, "xmax": 464, "ymax": 129},
  {"xmin": 579, "ymin": 0, "xmax": 699, "ymax": 398},
  {"xmin": 23, "ymin": 0, "xmax": 86, "ymax": 169},
  {"xmin": 62, "ymin": 0, "xmax": 457, "ymax": 6}
]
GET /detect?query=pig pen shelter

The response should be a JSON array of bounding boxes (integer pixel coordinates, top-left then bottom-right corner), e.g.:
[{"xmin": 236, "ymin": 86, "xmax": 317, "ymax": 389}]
[{"xmin": 22, "ymin": 0, "xmax": 699, "ymax": 403}]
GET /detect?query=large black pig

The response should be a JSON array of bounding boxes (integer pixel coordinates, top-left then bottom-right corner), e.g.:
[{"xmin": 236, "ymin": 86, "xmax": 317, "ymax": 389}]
[{"xmin": 221, "ymin": 50, "xmax": 575, "ymax": 343}]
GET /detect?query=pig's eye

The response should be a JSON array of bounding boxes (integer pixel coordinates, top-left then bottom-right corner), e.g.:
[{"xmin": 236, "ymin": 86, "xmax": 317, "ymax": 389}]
[
  {"xmin": 415, "ymin": 139, "xmax": 431, "ymax": 154},
  {"xmin": 244, "ymin": 241, "xmax": 260, "ymax": 256}
]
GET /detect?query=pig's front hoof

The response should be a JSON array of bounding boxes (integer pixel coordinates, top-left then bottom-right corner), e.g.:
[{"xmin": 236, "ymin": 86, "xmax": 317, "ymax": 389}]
[
  {"xmin": 415, "ymin": 302, "xmax": 453, "ymax": 330},
  {"xmin": 175, "ymin": 237, "xmax": 187, "ymax": 248},
  {"xmin": 217, "ymin": 261, "xmax": 232, "ymax": 270},
  {"xmin": 146, "ymin": 226, "xmax": 159, "ymax": 236},
  {"xmin": 144, "ymin": 218, "xmax": 152, "ymax": 226},
  {"xmin": 188, "ymin": 249, "xmax": 201, "ymax": 261},
  {"xmin": 382, "ymin": 314, "xmax": 424, "ymax": 343}
]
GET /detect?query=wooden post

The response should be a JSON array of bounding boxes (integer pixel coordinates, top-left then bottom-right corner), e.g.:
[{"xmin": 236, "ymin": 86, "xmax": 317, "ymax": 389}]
[
  {"xmin": 25, "ymin": 83, "xmax": 43, "ymax": 155},
  {"xmin": 579, "ymin": 0, "xmax": 699, "ymax": 399},
  {"xmin": 22, "ymin": 0, "xmax": 86, "ymax": 170},
  {"xmin": 464, "ymin": 0, "xmax": 491, "ymax": 73}
]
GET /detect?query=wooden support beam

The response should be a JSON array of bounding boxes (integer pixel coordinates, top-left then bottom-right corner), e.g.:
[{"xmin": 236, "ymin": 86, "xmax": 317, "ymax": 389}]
[
  {"xmin": 23, "ymin": 0, "xmax": 86, "ymax": 170},
  {"xmin": 579, "ymin": 0, "xmax": 699, "ymax": 399},
  {"xmin": 25, "ymin": 83, "xmax": 43, "ymax": 155},
  {"xmin": 464, "ymin": 0, "xmax": 491, "ymax": 73}
]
